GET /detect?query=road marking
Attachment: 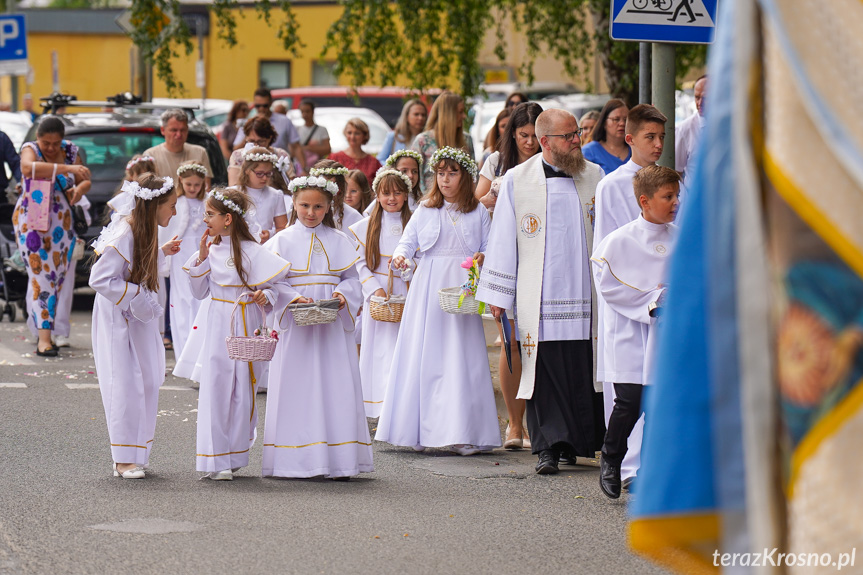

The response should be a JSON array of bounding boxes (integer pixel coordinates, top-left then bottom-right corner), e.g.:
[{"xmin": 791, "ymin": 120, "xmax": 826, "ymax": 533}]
[
  {"xmin": 64, "ymin": 383, "xmax": 194, "ymax": 391},
  {"xmin": 0, "ymin": 383, "xmax": 27, "ymax": 388}
]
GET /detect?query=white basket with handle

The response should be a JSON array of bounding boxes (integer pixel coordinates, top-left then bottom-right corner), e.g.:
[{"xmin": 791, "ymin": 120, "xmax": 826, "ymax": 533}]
[
  {"xmin": 438, "ymin": 287, "xmax": 482, "ymax": 315},
  {"xmin": 369, "ymin": 268, "xmax": 407, "ymax": 323},
  {"xmin": 287, "ymin": 297, "xmax": 341, "ymax": 327},
  {"xmin": 225, "ymin": 292, "xmax": 278, "ymax": 362}
]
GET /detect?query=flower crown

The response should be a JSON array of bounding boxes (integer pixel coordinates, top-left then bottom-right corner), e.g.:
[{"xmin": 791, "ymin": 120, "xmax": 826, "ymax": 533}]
[
  {"xmin": 428, "ymin": 147, "xmax": 478, "ymax": 182},
  {"xmin": 385, "ymin": 149, "xmax": 422, "ymax": 171},
  {"xmin": 242, "ymin": 149, "xmax": 278, "ymax": 165},
  {"xmin": 372, "ymin": 169, "xmax": 413, "ymax": 194},
  {"xmin": 125, "ymin": 156, "xmax": 155, "ymax": 171},
  {"xmin": 309, "ymin": 166, "xmax": 349, "ymax": 177},
  {"xmin": 275, "ymin": 156, "xmax": 292, "ymax": 173},
  {"xmin": 121, "ymin": 177, "xmax": 174, "ymax": 200},
  {"xmin": 288, "ymin": 175, "xmax": 339, "ymax": 195},
  {"xmin": 177, "ymin": 163, "xmax": 207, "ymax": 178},
  {"xmin": 208, "ymin": 189, "xmax": 246, "ymax": 216}
]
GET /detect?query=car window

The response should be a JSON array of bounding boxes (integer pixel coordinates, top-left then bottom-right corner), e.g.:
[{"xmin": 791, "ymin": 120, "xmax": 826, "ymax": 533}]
[{"xmin": 67, "ymin": 132, "xmax": 165, "ymax": 182}]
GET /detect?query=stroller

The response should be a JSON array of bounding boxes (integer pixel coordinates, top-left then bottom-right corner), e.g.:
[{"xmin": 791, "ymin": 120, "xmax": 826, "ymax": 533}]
[{"xmin": 0, "ymin": 202, "xmax": 27, "ymax": 322}]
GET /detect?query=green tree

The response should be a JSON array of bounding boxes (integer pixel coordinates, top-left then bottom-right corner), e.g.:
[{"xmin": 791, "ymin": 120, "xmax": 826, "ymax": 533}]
[{"xmin": 116, "ymin": 0, "xmax": 705, "ymax": 101}]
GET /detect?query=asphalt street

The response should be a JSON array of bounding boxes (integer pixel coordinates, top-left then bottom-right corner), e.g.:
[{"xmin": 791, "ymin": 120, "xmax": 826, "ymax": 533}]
[{"xmin": 0, "ymin": 294, "xmax": 669, "ymax": 575}]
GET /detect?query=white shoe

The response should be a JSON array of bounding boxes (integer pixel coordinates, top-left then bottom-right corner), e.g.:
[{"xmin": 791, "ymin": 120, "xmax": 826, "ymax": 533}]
[
  {"xmin": 450, "ymin": 444, "xmax": 481, "ymax": 456},
  {"xmin": 54, "ymin": 335, "xmax": 71, "ymax": 348},
  {"xmin": 412, "ymin": 445, "xmax": 426, "ymax": 452},
  {"xmin": 208, "ymin": 470, "xmax": 233, "ymax": 481},
  {"xmin": 113, "ymin": 463, "xmax": 145, "ymax": 479}
]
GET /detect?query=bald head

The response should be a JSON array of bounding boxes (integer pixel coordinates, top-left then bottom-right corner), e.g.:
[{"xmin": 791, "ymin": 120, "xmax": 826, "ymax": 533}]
[{"xmin": 535, "ymin": 109, "xmax": 577, "ymax": 143}]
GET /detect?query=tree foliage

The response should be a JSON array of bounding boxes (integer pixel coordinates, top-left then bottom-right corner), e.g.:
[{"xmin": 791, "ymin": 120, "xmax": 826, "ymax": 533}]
[{"xmin": 114, "ymin": 0, "xmax": 705, "ymax": 102}]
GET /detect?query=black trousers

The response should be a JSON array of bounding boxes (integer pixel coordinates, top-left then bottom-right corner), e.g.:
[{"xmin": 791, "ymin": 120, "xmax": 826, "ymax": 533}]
[
  {"xmin": 600, "ymin": 383, "xmax": 644, "ymax": 466},
  {"xmin": 523, "ymin": 340, "xmax": 605, "ymax": 457}
]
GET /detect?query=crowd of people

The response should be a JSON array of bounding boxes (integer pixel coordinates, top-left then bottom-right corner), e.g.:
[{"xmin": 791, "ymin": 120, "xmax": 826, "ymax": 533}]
[{"xmin": 6, "ymin": 80, "xmax": 707, "ymax": 496}]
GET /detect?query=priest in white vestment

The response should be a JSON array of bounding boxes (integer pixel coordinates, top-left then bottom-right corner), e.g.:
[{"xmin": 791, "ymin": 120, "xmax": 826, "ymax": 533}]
[
  {"xmin": 590, "ymin": 165, "xmax": 680, "ymax": 498},
  {"xmin": 476, "ymin": 109, "xmax": 606, "ymax": 475}
]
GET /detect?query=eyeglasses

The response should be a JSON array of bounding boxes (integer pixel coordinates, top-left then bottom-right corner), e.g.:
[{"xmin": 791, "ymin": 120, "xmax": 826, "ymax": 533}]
[
  {"xmin": 254, "ymin": 103, "xmax": 271, "ymax": 109},
  {"xmin": 545, "ymin": 129, "xmax": 583, "ymax": 142},
  {"xmin": 246, "ymin": 138, "xmax": 270, "ymax": 146},
  {"xmin": 203, "ymin": 211, "xmax": 224, "ymax": 221},
  {"xmin": 607, "ymin": 116, "xmax": 627, "ymax": 124},
  {"xmin": 252, "ymin": 170, "xmax": 274, "ymax": 179}
]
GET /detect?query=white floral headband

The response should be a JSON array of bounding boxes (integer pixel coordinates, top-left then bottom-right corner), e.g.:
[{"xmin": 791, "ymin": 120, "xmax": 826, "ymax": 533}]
[
  {"xmin": 372, "ymin": 169, "xmax": 413, "ymax": 194},
  {"xmin": 121, "ymin": 177, "xmax": 174, "ymax": 200},
  {"xmin": 125, "ymin": 156, "xmax": 155, "ymax": 171},
  {"xmin": 177, "ymin": 163, "xmax": 207, "ymax": 178},
  {"xmin": 242, "ymin": 149, "xmax": 278, "ymax": 165},
  {"xmin": 288, "ymin": 175, "xmax": 339, "ymax": 195},
  {"xmin": 385, "ymin": 149, "xmax": 422, "ymax": 171},
  {"xmin": 428, "ymin": 146, "xmax": 478, "ymax": 182},
  {"xmin": 309, "ymin": 166, "xmax": 349, "ymax": 177},
  {"xmin": 208, "ymin": 189, "xmax": 246, "ymax": 216}
]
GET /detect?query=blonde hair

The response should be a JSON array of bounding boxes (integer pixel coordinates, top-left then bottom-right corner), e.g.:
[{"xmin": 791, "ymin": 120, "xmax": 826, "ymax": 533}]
[
  {"xmin": 426, "ymin": 91, "xmax": 466, "ymax": 151},
  {"xmin": 176, "ymin": 160, "xmax": 207, "ymax": 200},
  {"xmin": 344, "ymin": 117, "xmax": 370, "ymax": 146}
]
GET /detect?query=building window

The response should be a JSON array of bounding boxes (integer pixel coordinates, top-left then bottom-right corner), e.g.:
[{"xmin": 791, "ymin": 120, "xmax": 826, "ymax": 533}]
[
  {"xmin": 260, "ymin": 61, "xmax": 291, "ymax": 89},
  {"xmin": 312, "ymin": 61, "xmax": 339, "ymax": 86}
]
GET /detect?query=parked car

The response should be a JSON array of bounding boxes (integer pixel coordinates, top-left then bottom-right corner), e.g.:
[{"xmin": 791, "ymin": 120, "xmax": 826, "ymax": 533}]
[
  {"xmin": 0, "ymin": 111, "xmax": 33, "ymax": 186},
  {"xmin": 287, "ymin": 107, "xmax": 392, "ymax": 158},
  {"xmin": 272, "ymin": 87, "xmax": 440, "ymax": 128},
  {"xmin": 0, "ymin": 108, "xmax": 227, "ymax": 287}
]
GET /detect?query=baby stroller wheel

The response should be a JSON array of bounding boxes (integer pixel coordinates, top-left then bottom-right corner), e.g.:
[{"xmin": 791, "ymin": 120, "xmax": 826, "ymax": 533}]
[{"xmin": 2, "ymin": 302, "xmax": 14, "ymax": 322}]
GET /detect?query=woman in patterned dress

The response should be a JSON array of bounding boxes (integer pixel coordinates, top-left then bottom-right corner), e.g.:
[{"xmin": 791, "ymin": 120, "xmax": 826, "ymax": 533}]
[{"xmin": 13, "ymin": 116, "xmax": 91, "ymax": 356}]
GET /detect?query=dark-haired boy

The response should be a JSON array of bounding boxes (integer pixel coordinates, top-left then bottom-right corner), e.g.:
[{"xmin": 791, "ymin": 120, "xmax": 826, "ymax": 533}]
[
  {"xmin": 590, "ymin": 165, "xmax": 680, "ymax": 498},
  {"xmin": 587, "ymin": 104, "xmax": 668, "ymax": 481}
]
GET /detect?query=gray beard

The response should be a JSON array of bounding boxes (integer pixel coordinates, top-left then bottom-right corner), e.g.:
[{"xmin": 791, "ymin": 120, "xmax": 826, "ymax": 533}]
[{"xmin": 549, "ymin": 147, "xmax": 586, "ymax": 176}]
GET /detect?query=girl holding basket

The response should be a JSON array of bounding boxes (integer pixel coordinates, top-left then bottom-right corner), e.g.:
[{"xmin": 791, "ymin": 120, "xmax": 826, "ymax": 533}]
[
  {"xmin": 348, "ymin": 170, "xmax": 414, "ymax": 418},
  {"xmin": 262, "ymin": 175, "xmax": 371, "ymax": 481},
  {"xmin": 375, "ymin": 147, "xmax": 500, "ymax": 455},
  {"xmin": 178, "ymin": 188, "xmax": 290, "ymax": 481}
]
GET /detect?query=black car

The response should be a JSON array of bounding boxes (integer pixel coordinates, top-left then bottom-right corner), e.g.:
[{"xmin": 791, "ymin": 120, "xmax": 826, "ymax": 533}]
[{"xmin": 0, "ymin": 109, "xmax": 228, "ymax": 287}]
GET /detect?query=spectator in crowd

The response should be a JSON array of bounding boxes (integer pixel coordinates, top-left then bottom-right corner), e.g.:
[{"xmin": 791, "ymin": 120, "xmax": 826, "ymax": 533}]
[
  {"xmin": 227, "ymin": 115, "xmax": 295, "ymax": 186},
  {"xmin": 298, "ymin": 99, "xmax": 331, "ymax": 167},
  {"xmin": 411, "ymin": 91, "xmax": 474, "ymax": 192},
  {"xmin": 329, "ymin": 118, "xmax": 382, "ymax": 184},
  {"xmin": 505, "ymin": 91, "xmax": 529, "ymax": 109},
  {"xmin": 234, "ymin": 88, "xmax": 307, "ymax": 175},
  {"xmin": 22, "ymin": 94, "xmax": 40, "ymax": 123},
  {"xmin": 582, "ymin": 99, "xmax": 631, "ymax": 176},
  {"xmin": 144, "ymin": 109, "xmax": 213, "ymax": 187},
  {"xmin": 480, "ymin": 107, "xmax": 512, "ymax": 168},
  {"xmin": 579, "ymin": 110, "xmax": 600, "ymax": 144},
  {"xmin": 377, "ymin": 98, "xmax": 428, "ymax": 163},
  {"xmin": 676, "ymin": 74, "xmax": 707, "ymax": 185},
  {"xmin": 0, "ymin": 129, "xmax": 21, "ymax": 205},
  {"xmin": 218, "ymin": 100, "xmax": 249, "ymax": 160}
]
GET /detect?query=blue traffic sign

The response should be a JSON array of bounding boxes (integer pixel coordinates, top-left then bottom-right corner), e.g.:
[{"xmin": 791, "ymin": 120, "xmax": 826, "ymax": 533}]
[
  {"xmin": 610, "ymin": 0, "xmax": 717, "ymax": 44},
  {"xmin": 0, "ymin": 14, "xmax": 28, "ymax": 76}
]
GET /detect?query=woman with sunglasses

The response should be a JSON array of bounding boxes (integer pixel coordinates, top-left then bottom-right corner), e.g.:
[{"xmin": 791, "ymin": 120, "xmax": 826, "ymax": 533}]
[
  {"xmin": 581, "ymin": 99, "xmax": 631, "ymax": 176},
  {"xmin": 227, "ymin": 116, "xmax": 297, "ymax": 186}
]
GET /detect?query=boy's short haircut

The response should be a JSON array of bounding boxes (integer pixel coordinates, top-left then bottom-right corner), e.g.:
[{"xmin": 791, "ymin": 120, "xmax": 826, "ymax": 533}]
[
  {"xmin": 626, "ymin": 104, "xmax": 668, "ymax": 137},
  {"xmin": 633, "ymin": 165, "xmax": 681, "ymax": 202}
]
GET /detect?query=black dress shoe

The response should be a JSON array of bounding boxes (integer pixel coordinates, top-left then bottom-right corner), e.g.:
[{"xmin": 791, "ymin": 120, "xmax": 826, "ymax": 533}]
[
  {"xmin": 35, "ymin": 347, "xmax": 58, "ymax": 357},
  {"xmin": 535, "ymin": 450, "xmax": 559, "ymax": 475},
  {"xmin": 599, "ymin": 456, "xmax": 621, "ymax": 499}
]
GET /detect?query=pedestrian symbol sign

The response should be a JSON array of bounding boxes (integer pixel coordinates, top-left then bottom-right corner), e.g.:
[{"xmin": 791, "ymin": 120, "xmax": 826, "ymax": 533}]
[{"xmin": 610, "ymin": 0, "xmax": 717, "ymax": 44}]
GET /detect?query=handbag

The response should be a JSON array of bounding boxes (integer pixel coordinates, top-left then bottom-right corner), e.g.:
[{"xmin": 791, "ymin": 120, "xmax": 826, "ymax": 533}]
[
  {"xmin": 24, "ymin": 163, "xmax": 57, "ymax": 233},
  {"xmin": 70, "ymin": 204, "xmax": 88, "ymax": 236}
]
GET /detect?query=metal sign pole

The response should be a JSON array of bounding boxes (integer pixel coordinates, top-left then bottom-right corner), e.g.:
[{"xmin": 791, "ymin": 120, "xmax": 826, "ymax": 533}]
[
  {"xmin": 638, "ymin": 41, "xmax": 651, "ymax": 105},
  {"xmin": 7, "ymin": 0, "xmax": 17, "ymax": 111},
  {"xmin": 651, "ymin": 43, "xmax": 675, "ymax": 169}
]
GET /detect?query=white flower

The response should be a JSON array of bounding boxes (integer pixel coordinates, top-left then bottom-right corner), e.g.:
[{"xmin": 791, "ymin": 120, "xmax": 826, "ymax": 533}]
[
  {"xmin": 310, "ymin": 166, "xmax": 349, "ymax": 177},
  {"xmin": 428, "ymin": 146, "xmax": 478, "ymax": 182},
  {"xmin": 177, "ymin": 163, "xmax": 208, "ymax": 178},
  {"xmin": 125, "ymin": 156, "xmax": 155, "ymax": 171},
  {"xmin": 385, "ymin": 149, "xmax": 422, "ymax": 170},
  {"xmin": 208, "ymin": 189, "xmax": 245, "ymax": 216},
  {"xmin": 288, "ymin": 176, "xmax": 339, "ymax": 195},
  {"xmin": 121, "ymin": 177, "xmax": 174, "ymax": 200},
  {"xmin": 372, "ymin": 169, "xmax": 413, "ymax": 194}
]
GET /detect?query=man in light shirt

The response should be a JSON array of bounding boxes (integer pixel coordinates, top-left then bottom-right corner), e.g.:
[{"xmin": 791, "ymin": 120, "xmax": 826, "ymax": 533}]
[{"xmin": 675, "ymin": 75, "xmax": 707, "ymax": 185}]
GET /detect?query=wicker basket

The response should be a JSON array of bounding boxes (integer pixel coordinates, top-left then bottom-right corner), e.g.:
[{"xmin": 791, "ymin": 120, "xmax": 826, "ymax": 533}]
[
  {"xmin": 225, "ymin": 293, "xmax": 278, "ymax": 362},
  {"xmin": 438, "ymin": 286, "xmax": 482, "ymax": 315},
  {"xmin": 369, "ymin": 268, "xmax": 406, "ymax": 323},
  {"xmin": 288, "ymin": 297, "xmax": 340, "ymax": 327}
]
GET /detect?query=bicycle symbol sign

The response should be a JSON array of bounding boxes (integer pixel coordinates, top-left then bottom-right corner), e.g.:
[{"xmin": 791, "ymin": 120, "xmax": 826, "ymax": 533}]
[{"xmin": 609, "ymin": 0, "xmax": 718, "ymax": 44}]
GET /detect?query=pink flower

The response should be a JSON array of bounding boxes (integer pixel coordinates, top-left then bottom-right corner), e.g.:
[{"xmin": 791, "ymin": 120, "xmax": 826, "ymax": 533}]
[
  {"xmin": 270, "ymin": 330, "xmax": 279, "ymax": 340},
  {"xmin": 461, "ymin": 257, "xmax": 474, "ymax": 270}
]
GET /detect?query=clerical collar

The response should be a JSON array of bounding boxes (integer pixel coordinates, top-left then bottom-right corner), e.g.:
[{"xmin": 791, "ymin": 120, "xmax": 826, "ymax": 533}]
[{"xmin": 542, "ymin": 160, "xmax": 569, "ymax": 179}]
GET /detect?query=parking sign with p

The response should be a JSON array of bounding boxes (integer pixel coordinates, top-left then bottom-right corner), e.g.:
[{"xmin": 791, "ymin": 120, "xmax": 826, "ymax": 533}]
[{"xmin": 0, "ymin": 14, "xmax": 28, "ymax": 76}]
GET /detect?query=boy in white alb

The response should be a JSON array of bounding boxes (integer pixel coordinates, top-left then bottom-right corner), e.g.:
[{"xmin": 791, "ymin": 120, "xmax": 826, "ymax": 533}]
[
  {"xmin": 591, "ymin": 165, "xmax": 680, "ymax": 499},
  {"xmin": 592, "ymin": 104, "xmax": 668, "ymax": 482}
]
